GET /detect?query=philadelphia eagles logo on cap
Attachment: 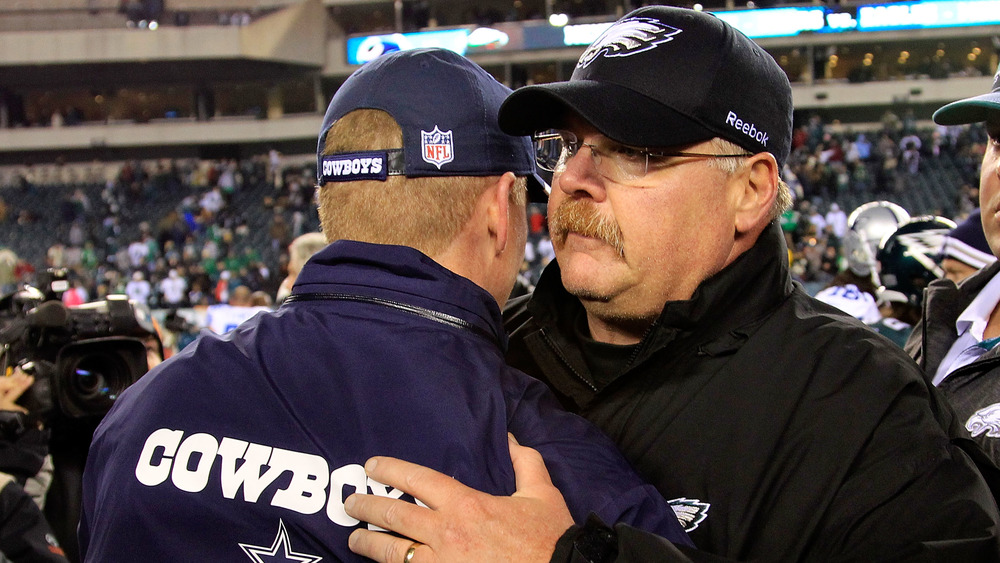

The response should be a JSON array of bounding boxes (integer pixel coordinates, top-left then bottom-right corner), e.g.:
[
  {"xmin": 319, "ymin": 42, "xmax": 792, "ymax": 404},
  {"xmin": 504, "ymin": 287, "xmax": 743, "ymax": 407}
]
[{"xmin": 577, "ymin": 17, "xmax": 682, "ymax": 70}]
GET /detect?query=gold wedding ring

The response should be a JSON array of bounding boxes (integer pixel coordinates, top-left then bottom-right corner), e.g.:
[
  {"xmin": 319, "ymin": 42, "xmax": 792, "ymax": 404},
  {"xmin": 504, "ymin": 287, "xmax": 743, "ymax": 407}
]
[{"xmin": 404, "ymin": 542, "xmax": 420, "ymax": 563}]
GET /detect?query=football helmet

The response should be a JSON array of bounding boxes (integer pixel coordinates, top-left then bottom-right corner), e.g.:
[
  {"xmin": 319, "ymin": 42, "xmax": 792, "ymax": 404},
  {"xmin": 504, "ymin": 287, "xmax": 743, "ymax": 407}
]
[
  {"xmin": 876, "ymin": 215, "xmax": 956, "ymax": 307},
  {"xmin": 846, "ymin": 201, "xmax": 911, "ymax": 277}
]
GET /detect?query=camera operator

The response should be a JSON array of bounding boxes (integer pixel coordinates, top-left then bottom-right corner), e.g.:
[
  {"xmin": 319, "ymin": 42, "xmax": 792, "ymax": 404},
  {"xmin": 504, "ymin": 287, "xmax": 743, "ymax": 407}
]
[
  {"xmin": 0, "ymin": 272, "xmax": 161, "ymax": 562},
  {"xmin": 0, "ymin": 369, "xmax": 68, "ymax": 563}
]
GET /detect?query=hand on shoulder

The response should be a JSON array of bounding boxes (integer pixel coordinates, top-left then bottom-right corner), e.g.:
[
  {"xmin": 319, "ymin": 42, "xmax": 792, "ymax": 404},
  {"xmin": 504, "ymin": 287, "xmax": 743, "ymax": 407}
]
[{"xmin": 345, "ymin": 434, "xmax": 574, "ymax": 563}]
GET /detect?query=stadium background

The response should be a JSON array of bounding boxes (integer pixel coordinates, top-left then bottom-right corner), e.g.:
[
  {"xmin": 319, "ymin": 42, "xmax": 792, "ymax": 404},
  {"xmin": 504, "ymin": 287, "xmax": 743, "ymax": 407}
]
[
  {"xmin": 0, "ymin": 1, "xmax": 997, "ymax": 560},
  {"xmin": 0, "ymin": 0, "xmax": 997, "ymax": 335}
]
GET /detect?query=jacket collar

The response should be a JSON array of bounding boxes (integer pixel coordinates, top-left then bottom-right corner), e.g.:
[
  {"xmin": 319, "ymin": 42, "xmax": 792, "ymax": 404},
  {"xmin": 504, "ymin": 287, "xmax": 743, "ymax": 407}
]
[
  {"xmin": 923, "ymin": 260, "xmax": 1000, "ymax": 330},
  {"xmin": 919, "ymin": 260, "xmax": 1000, "ymax": 369},
  {"xmin": 528, "ymin": 222, "xmax": 794, "ymax": 358},
  {"xmin": 292, "ymin": 240, "xmax": 507, "ymax": 350}
]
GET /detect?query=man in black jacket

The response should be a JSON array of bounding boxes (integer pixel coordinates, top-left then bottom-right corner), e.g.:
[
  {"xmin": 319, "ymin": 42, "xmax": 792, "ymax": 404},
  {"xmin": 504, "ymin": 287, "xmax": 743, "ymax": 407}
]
[
  {"xmin": 907, "ymin": 63, "xmax": 1000, "ymax": 467},
  {"xmin": 345, "ymin": 7, "xmax": 1000, "ymax": 562}
]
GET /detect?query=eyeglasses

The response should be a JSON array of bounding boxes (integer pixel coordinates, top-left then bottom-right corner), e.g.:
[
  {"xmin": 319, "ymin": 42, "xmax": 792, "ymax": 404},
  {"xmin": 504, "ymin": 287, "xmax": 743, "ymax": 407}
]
[{"xmin": 532, "ymin": 129, "xmax": 752, "ymax": 184}]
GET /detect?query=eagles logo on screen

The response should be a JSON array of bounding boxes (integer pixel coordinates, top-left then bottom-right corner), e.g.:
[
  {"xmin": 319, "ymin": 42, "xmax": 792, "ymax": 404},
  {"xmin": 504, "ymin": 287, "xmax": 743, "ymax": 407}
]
[{"xmin": 576, "ymin": 17, "xmax": 682, "ymax": 70}]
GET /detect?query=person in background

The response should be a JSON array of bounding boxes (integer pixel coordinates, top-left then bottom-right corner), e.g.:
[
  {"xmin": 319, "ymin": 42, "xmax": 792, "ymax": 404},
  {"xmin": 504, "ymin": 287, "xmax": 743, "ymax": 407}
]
[
  {"xmin": 870, "ymin": 216, "xmax": 955, "ymax": 347},
  {"xmin": 814, "ymin": 266, "xmax": 882, "ymax": 323},
  {"xmin": 0, "ymin": 370, "xmax": 68, "ymax": 562},
  {"xmin": 123, "ymin": 271, "xmax": 150, "ymax": 307},
  {"xmin": 248, "ymin": 290, "xmax": 272, "ymax": 308},
  {"xmin": 58, "ymin": 277, "xmax": 87, "ymax": 308},
  {"xmin": 824, "ymin": 202, "xmax": 848, "ymax": 239},
  {"xmin": 78, "ymin": 48, "xmax": 689, "ymax": 562},
  {"xmin": 907, "ymin": 62, "xmax": 1000, "ymax": 467},
  {"xmin": 815, "ymin": 201, "xmax": 910, "ymax": 324},
  {"xmin": 940, "ymin": 209, "xmax": 997, "ymax": 285},
  {"xmin": 202, "ymin": 285, "xmax": 270, "ymax": 334},
  {"xmin": 345, "ymin": 7, "xmax": 1000, "ymax": 562},
  {"xmin": 275, "ymin": 232, "xmax": 327, "ymax": 304},
  {"xmin": 157, "ymin": 269, "xmax": 187, "ymax": 308}
]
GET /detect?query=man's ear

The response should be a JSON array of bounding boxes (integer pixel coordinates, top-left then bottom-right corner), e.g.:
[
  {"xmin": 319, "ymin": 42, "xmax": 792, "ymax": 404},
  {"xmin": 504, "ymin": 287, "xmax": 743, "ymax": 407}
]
[
  {"xmin": 487, "ymin": 172, "xmax": 517, "ymax": 256},
  {"xmin": 733, "ymin": 153, "xmax": 779, "ymax": 235}
]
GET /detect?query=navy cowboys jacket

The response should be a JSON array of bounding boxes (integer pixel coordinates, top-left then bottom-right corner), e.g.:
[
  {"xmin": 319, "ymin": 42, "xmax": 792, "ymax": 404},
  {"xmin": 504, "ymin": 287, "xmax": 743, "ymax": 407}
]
[{"xmin": 79, "ymin": 241, "xmax": 689, "ymax": 561}]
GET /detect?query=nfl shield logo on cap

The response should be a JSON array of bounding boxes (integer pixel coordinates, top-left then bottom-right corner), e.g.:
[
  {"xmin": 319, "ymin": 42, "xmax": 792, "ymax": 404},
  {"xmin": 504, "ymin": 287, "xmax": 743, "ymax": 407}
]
[{"xmin": 421, "ymin": 126, "xmax": 454, "ymax": 169}]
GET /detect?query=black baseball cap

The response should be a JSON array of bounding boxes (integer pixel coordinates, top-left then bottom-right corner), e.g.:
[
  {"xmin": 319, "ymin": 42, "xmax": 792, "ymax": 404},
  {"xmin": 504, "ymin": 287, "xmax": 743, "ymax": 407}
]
[
  {"xmin": 933, "ymin": 62, "xmax": 1000, "ymax": 125},
  {"xmin": 498, "ymin": 6, "xmax": 793, "ymax": 169},
  {"xmin": 317, "ymin": 48, "xmax": 548, "ymax": 202}
]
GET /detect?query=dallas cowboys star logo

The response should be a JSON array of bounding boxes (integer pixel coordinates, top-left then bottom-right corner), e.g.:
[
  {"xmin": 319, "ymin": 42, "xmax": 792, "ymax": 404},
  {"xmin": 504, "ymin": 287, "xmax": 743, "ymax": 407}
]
[{"xmin": 239, "ymin": 520, "xmax": 323, "ymax": 563}]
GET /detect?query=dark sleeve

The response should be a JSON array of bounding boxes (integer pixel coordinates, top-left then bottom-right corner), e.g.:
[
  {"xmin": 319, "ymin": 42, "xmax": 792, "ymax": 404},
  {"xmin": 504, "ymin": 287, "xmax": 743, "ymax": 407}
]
[
  {"xmin": 553, "ymin": 367, "xmax": 1000, "ymax": 562},
  {"xmin": 807, "ymin": 378, "xmax": 1000, "ymax": 561},
  {"xmin": 0, "ymin": 476, "xmax": 68, "ymax": 563},
  {"xmin": 551, "ymin": 514, "xmax": 715, "ymax": 563},
  {"xmin": 0, "ymin": 425, "xmax": 49, "ymax": 484},
  {"xmin": 503, "ymin": 372, "xmax": 692, "ymax": 548}
]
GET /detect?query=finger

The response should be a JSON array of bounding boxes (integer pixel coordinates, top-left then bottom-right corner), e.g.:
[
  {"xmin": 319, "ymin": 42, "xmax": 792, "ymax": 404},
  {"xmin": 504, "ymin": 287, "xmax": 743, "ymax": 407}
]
[
  {"xmin": 345, "ymin": 492, "xmax": 437, "ymax": 542},
  {"xmin": 0, "ymin": 403, "xmax": 27, "ymax": 414},
  {"xmin": 348, "ymin": 529, "xmax": 427, "ymax": 563},
  {"xmin": 507, "ymin": 433, "xmax": 557, "ymax": 493},
  {"xmin": 362, "ymin": 456, "xmax": 470, "ymax": 510},
  {"xmin": 0, "ymin": 375, "xmax": 21, "ymax": 393},
  {"xmin": 6, "ymin": 374, "xmax": 33, "ymax": 397}
]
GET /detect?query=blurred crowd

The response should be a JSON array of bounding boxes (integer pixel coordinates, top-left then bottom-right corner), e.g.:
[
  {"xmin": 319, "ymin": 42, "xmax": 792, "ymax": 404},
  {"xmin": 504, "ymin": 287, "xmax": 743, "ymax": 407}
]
[
  {"xmin": 0, "ymin": 117, "xmax": 991, "ymax": 357},
  {"xmin": 780, "ymin": 115, "xmax": 988, "ymax": 292},
  {"xmin": 0, "ymin": 151, "xmax": 317, "ymax": 316}
]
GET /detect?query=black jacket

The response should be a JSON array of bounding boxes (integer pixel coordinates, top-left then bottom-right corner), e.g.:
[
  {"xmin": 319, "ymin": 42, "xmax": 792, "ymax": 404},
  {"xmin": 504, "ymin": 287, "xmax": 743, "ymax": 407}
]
[
  {"xmin": 908, "ymin": 260, "xmax": 1000, "ymax": 466},
  {"xmin": 505, "ymin": 223, "xmax": 1000, "ymax": 562},
  {"xmin": 0, "ymin": 474, "xmax": 67, "ymax": 563}
]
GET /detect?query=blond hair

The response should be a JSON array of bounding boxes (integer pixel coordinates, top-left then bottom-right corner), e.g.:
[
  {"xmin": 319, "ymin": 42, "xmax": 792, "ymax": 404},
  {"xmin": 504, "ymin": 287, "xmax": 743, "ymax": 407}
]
[
  {"xmin": 288, "ymin": 232, "xmax": 328, "ymax": 275},
  {"xmin": 708, "ymin": 138, "xmax": 792, "ymax": 223},
  {"xmin": 317, "ymin": 109, "xmax": 525, "ymax": 257}
]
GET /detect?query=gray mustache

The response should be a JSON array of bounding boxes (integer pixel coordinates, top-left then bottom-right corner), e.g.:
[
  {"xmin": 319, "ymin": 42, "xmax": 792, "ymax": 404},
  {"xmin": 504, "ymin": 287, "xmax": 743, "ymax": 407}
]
[{"xmin": 549, "ymin": 199, "xmax": 625, "ymax": 258}]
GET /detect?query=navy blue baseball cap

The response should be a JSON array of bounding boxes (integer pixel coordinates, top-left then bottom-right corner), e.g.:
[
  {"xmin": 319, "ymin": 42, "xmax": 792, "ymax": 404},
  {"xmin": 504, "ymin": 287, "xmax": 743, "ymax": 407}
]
[
  {"xmin": 941, "ymin": 209, "xmax": 997, "ymax": 269},
  {"xmin": 498, "ymin": 6, "xmax": 792, "ymax": 169},
  {"xmin": 934, "ymin": 62, "xmax": 1000, "ymax": 125},
  {"xmin": 317, "ymin": 48, "xmax": 548, "ymax": 202}
]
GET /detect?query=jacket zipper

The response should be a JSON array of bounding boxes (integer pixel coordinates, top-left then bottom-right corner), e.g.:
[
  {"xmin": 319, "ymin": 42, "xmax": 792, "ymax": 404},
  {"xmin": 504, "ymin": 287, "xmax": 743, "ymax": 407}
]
[
  {"xmin": 538, "ymin": 318, "xmax": 661, "ymax": 393},
  {"xmin": 283, "ymin": 292, "xmax": 502, "ymax": 349},
  {"xmin": 539, "ymin": 327, "xmax": 598, "ymax": 392},
  {"xmin": 626, "ymin": 320, "xmax": 658, "ymax": 367}
]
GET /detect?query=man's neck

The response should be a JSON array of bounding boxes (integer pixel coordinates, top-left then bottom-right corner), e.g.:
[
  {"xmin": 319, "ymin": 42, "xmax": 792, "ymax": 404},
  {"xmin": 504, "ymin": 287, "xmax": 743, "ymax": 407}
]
[
  {"xmin": 585, "ymin": 311, "xmax": 652, "ymax": 346},
  {"xmin": 985, "ymin": 302, "xmax": 1000, "ymax": 341}
]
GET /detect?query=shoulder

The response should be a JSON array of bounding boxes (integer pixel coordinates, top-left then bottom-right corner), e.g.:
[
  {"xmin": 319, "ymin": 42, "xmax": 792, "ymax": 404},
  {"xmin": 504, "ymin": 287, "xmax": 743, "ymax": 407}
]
[
  {"xmin": 502, "ymin": 293, "xmax": 535, "ymax": 334},
  {"xmin": 766, "ymin": 289, "xmax": 919, "ymax": 376}
]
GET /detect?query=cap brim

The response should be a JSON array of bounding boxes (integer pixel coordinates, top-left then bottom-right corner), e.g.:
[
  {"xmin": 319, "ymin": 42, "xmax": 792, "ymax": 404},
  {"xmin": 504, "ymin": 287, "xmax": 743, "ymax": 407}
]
[
  {"xmin": 499, "ymin": 80, "xmax": 715, "ymax": 148},
  {"xmin": 933, "ymin": 92, "xmax": 1000, "ymax": 125}
]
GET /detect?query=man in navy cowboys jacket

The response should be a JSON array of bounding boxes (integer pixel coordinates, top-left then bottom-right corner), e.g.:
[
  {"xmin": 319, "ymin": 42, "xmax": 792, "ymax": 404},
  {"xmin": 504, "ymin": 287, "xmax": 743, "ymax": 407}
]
[{"xmin": 78, "ymin": 49, "xmax": 689, "ymax": 562}]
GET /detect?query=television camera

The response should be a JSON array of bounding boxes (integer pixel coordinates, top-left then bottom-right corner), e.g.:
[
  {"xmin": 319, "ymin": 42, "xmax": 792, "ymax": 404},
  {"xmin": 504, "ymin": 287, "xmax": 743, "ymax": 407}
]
[{"xmin": 0, "ymin": 270, "xmax": 160, "ymax": 422}]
